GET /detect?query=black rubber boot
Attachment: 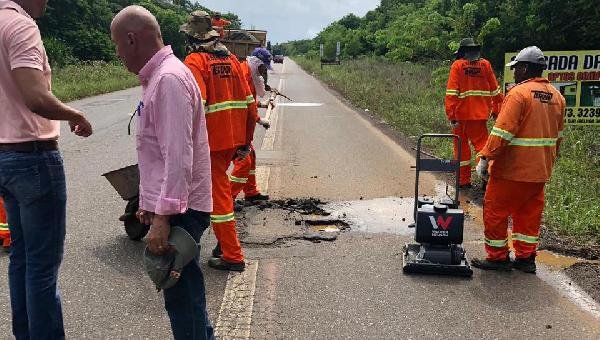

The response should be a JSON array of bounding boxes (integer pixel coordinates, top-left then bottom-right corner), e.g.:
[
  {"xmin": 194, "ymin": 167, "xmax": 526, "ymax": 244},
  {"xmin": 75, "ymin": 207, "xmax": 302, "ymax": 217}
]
[
  {"xmin": 208, "ymin": 257, "xmax": 245, "ymax": 272},
  {"xmin": 212, "ymin": 243, "xmax": 222, "ymax": 258},
  {"xmin": 234, "ymin": 200, "xmax": 244, "ymax": 212},
  {"xmin": 471, "ymin": 257, "xmax": 512, "ymax": 271},
  {"xmin": 513, "ymin": 255, "xmax": 536, "ymax": 273},
  {"xmin": 245, "ymin": 193, "xmax": 270, "ymax": 202}
]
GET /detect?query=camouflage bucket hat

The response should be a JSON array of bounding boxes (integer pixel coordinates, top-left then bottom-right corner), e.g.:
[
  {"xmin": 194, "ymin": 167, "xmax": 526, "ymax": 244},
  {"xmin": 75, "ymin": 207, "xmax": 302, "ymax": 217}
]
[
  {"xmin": 454, "ymin": 37, "xmax": 481, "ymax": 54},
  {"xmin": 180, "ymin": 10, "xmax": 220, "ymax": 41}
]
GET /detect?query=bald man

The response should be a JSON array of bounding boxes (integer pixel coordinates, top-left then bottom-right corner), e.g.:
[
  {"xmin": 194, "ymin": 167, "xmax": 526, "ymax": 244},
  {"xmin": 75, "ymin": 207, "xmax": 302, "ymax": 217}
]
[
  {"xmin": 1, "ymin": 0, "xmax": 92, "ymax": 338},
  {"xmin": 111, "ymin": 6, "xmax": 214, "ymax": 340}
]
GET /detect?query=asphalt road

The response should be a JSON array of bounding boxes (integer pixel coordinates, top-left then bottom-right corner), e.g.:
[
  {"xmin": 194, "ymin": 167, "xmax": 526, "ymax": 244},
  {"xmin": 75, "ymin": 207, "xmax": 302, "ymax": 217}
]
[{"xmin": 0, "ymin": 58, "xmax": 599, "ymax": 339}]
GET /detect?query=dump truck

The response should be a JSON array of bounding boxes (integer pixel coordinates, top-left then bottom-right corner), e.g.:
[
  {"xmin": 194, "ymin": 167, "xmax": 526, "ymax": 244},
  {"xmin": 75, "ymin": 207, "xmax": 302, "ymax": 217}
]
[{"xmin": 222, "ymin": 29, "xmax": 267, "ymax": 60}]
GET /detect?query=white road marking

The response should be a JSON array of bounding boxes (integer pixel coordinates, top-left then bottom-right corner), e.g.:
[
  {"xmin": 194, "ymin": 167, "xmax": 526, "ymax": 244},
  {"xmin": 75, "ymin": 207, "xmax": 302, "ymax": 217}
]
[
  {"xmin": 254, "ymin": 166, "xmax": 271, "ymax": 194},
  {"xmin": 261, "ymin": 107, "xmax": 279, "ymax": 151},
  {"xmin": 214, "ymin": 261, "xmax": 260, "ymax": 339},
  {"xmin": 275, "ymin": 102, "xmax": 323, "ymax": 107},
  {"xmin": 261, "ymin": 63, "xmax": 286, "ymax": 152}
]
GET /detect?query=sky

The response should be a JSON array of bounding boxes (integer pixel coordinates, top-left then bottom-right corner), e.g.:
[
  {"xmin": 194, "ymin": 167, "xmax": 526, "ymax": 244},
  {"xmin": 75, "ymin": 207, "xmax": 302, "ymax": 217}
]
[{"xmin": 196, "ymin": 0, "xmax": 381, "ymax": 44}]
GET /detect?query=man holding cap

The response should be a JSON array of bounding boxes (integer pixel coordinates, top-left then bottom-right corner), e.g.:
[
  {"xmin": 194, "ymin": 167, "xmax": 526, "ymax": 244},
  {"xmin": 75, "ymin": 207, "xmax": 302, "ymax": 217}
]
[
  {"xmin": 472, "ymin": 46, "xmax": 565, "ymax": 273},
  {"xmin": 111, "ymin": 6, "xmax": 214, "ymax": 339}
]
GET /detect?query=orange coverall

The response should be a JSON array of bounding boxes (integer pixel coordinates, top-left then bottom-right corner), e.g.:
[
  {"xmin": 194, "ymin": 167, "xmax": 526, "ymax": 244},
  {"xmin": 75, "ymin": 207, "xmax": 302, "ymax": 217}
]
[
  {"xmin": 211, "ymin": 18, "xmax": 231, "ymax": 38},
  {"xmin": 445, "ymin": 58, "xmax": 504, "ymax": 185},
  {"xmin": 479, "ymin": 77, "xmax": 565, "ymax": 261},
  {"xmin": 0, "ymin": 198, "xmax": 10, "ymax": 249},
  {"xmin": 230, "ymin": 61, "xmax": 262, "ymax": 199},
  {"xmin": 185, "ymin": 52, "xmax": 257, "ymax": 264}
]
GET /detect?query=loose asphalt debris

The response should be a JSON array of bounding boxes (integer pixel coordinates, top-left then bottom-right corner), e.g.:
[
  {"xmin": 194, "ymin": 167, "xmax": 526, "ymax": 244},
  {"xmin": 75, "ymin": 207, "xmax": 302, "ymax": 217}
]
[
  {"xmin": 241, "ymin": 197, "xmax": 331, "ymax": 216},
  {"xmin": 565, "ymin": 263, "xmax": 600, "ymax": 303},
  {"xmin": 539, "ymin": 226, "xmax": 600, "ymax": 260}
]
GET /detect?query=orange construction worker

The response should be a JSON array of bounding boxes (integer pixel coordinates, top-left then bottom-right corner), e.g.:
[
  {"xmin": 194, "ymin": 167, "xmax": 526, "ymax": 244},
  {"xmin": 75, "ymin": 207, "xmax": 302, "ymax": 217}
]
[
  {"xmin": 0, "ymin": 198, "xmax": 10, "ymax": 250},
  {"xmin": 472, "ymin": 46, "xmax": 565, "ymax": 273},
  {"xmin": 181, "ymin": 11, "xmax": 257, "ymax": 271},
  {"xmin": 445, "ymin": 38, "xmax": 504, "ymax": 188},
  {"xmin": 230, "ymin": 48, "xmax": 274, "ymax": 203},
  {"xmin": 211, "ymin": 12, "xmax": 230, "ymax": 38}
]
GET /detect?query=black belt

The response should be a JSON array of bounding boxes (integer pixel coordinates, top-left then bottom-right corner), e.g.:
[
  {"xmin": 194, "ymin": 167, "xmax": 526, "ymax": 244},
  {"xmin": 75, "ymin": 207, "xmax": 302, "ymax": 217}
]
[{"xmin": 0, "ymin": 140, "xmax": 59, "ymax": 152}]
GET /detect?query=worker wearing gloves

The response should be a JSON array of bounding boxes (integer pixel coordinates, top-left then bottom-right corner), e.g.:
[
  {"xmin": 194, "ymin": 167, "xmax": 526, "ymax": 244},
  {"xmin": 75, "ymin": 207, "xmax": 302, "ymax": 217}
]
[
  {"xmin": 181, "ymin": 11, "xmax": 258, "ymax": 272},
  {"xmin": 472, "ymin": 46, "xmax": 565, "ymax": 273},
  {"xmin": 445, "ymin": 38, "xmax": 504, "ymax": 188},
  {"xmin": 230, "ymin": 48, "xmax": 275, "ymax": 203},
  {"xmin": 0, "ymin": 198, "xmax": 10, "ymax": 250}
]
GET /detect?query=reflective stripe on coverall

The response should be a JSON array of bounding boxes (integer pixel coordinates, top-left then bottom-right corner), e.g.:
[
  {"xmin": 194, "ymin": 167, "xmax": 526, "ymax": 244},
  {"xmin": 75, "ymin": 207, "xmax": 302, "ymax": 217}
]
[
  {"xmin": 0, "ymin": 198, "xmax": 10, "ymax": 248},
  {"xmin": 445, "ymin": 58, "xmax": 504, "ymax": 185},
  {"xmin": 184, "ymin": 52, "xmax": 258, "ymax": 264},
  {"xmin": 479, "ymin": 77, "xmax": 565, "ymax": 261}
]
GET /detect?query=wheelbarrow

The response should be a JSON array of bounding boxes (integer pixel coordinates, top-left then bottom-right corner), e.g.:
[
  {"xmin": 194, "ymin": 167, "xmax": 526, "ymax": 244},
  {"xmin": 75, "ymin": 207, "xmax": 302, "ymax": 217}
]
[{"xmin": 102, "ymin": 165, "xmax": 150, "ymax": 240}]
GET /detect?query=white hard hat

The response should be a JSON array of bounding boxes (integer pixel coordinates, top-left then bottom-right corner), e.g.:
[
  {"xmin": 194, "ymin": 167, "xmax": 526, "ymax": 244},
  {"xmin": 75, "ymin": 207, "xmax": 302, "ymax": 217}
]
[{"xmin": 506, "ymin": 46, "xmax": 547, "ymax": 67}]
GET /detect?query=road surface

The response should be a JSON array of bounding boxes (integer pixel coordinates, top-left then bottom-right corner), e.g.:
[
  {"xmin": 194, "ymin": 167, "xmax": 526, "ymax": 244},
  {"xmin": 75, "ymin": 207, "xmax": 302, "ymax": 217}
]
[{"xmin": 0, "ymin": 58, "xmax": 599, "ymax": 339}]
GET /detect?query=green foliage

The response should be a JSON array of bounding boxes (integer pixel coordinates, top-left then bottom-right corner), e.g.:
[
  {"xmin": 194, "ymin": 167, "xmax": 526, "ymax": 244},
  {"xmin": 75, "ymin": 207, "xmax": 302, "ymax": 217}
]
[
  {"xmin": 545, "ymin": 128, "xmax": 600, "ymax": 242},
  {"xmin": 37, "ymin": 0, "xmax": 241, "ymax": 62},
  {"xmin": 273, "ymin": 39, "xmax": 315, "ymax": 56},
  {"xmin": 43, "ymin": 37, "xmax": 78, "ymax": 67},
  {"xmin": 52, "ymin": 61, "xmax": 138, "ymax": 102},
  {"xmin": 280, "ymin": 0, "xmax": 600, "ymax": 69}
]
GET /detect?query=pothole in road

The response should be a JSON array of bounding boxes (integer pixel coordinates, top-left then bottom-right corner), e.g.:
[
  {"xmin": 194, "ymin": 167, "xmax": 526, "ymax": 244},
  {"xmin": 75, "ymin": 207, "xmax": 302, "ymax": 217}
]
[
  {"xmin": 247, "ymin": 198, "xmax": 330, "ymax": 216},
  {"xmin": 302, "ymin": 219, "xmax": 350, "ymax": 242}
]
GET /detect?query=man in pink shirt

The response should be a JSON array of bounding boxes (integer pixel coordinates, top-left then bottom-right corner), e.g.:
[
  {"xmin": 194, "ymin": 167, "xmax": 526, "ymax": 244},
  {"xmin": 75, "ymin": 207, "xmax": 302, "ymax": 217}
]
[
  {"xmin": 0, "ymin": 1, "xmax": 92, "ymax": 338},
  {"xmin": 111, "ymin": 6, "xmax": 214, "ymax": 339}
]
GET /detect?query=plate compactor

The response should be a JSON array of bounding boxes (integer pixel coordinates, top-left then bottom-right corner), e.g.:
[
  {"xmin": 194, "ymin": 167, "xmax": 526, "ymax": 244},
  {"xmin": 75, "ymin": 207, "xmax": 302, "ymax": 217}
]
[{"xmin": 402, "ymin": 134, "xmax": 473, "ymax": 277}]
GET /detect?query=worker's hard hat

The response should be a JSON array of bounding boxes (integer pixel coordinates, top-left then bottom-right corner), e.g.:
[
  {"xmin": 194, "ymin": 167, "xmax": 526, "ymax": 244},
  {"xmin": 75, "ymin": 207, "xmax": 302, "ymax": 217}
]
[
  {"xmin": 454, "ymin": 37, "xmax": 481, "ymax": 54},
  {"xmin": 180, "ymin": 10, "xmax": 220, "ymax": 41},
  {"xmin": 506, "ymin": 46, "xmax": 547, "ymax": 67},
  {"xmin": 143, "ymin": 226, "xmax": 199, "ymax": 291},
  {"xmin": 252, "ymin": 48, "xmax": 273, "ymax": 70}
]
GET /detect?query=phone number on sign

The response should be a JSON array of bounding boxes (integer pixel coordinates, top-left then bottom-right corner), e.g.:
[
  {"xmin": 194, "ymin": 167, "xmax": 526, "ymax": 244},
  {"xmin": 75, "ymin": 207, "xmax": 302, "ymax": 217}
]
[{"xmin": 566, "ymin": 107, "xmax": 600, "ymax": 118}]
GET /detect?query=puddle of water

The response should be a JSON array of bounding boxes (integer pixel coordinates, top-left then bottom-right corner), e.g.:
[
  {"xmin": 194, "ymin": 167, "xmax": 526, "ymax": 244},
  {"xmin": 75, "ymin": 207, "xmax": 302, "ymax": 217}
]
[
  {"xmin": 325, "ymin": 197, "xmax": 415, "ymax": 235},
  {"xmin": 309, "ymin": 226, "xmax": 341, "ymax": 233},
  {"xmin": 536, "ymin": 250, "xmax": 596, "ymax": 269}
]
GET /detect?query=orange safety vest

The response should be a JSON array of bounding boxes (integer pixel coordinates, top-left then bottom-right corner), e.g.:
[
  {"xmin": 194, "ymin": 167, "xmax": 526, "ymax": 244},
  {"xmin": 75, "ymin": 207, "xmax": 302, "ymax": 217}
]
[
  {"xmin": 445, "ymin": 58, "xmax": 503, "ymax": 120},
  {"xmin": 184, "ymin": 52, "xmax": 257, "ymax": 151},
  {"xmin": 480, "ymin": 77, "xmax": 566, "ymax": 182}
]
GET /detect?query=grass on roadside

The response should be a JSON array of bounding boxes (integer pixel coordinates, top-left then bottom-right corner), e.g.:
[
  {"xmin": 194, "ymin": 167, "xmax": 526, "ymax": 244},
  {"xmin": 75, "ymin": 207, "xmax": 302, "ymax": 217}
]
[
  {"xmin": 52, "ymin": 61, "xmax": 138, "ymax": 102},
  {"xmin": 294, "ymin": 56, "xmax": 600, "ymax": 243}
]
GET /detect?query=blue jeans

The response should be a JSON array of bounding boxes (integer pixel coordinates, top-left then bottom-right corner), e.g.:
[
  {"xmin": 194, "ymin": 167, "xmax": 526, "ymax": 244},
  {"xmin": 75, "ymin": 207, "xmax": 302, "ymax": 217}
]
[
  {"xmin": 0, "ymin": 150, "xmax": 66, "ymax": 340},
  {"xmin": 166, "ymin": 209, "xmax": 215, "ymax": 340}
]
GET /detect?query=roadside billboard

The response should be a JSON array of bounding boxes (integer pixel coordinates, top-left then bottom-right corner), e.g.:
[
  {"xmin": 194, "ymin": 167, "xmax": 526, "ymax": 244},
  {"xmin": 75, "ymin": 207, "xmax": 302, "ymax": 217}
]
[{"xmin": 504, "ymin": 50, "xmax": 600, "ymax": 125}]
